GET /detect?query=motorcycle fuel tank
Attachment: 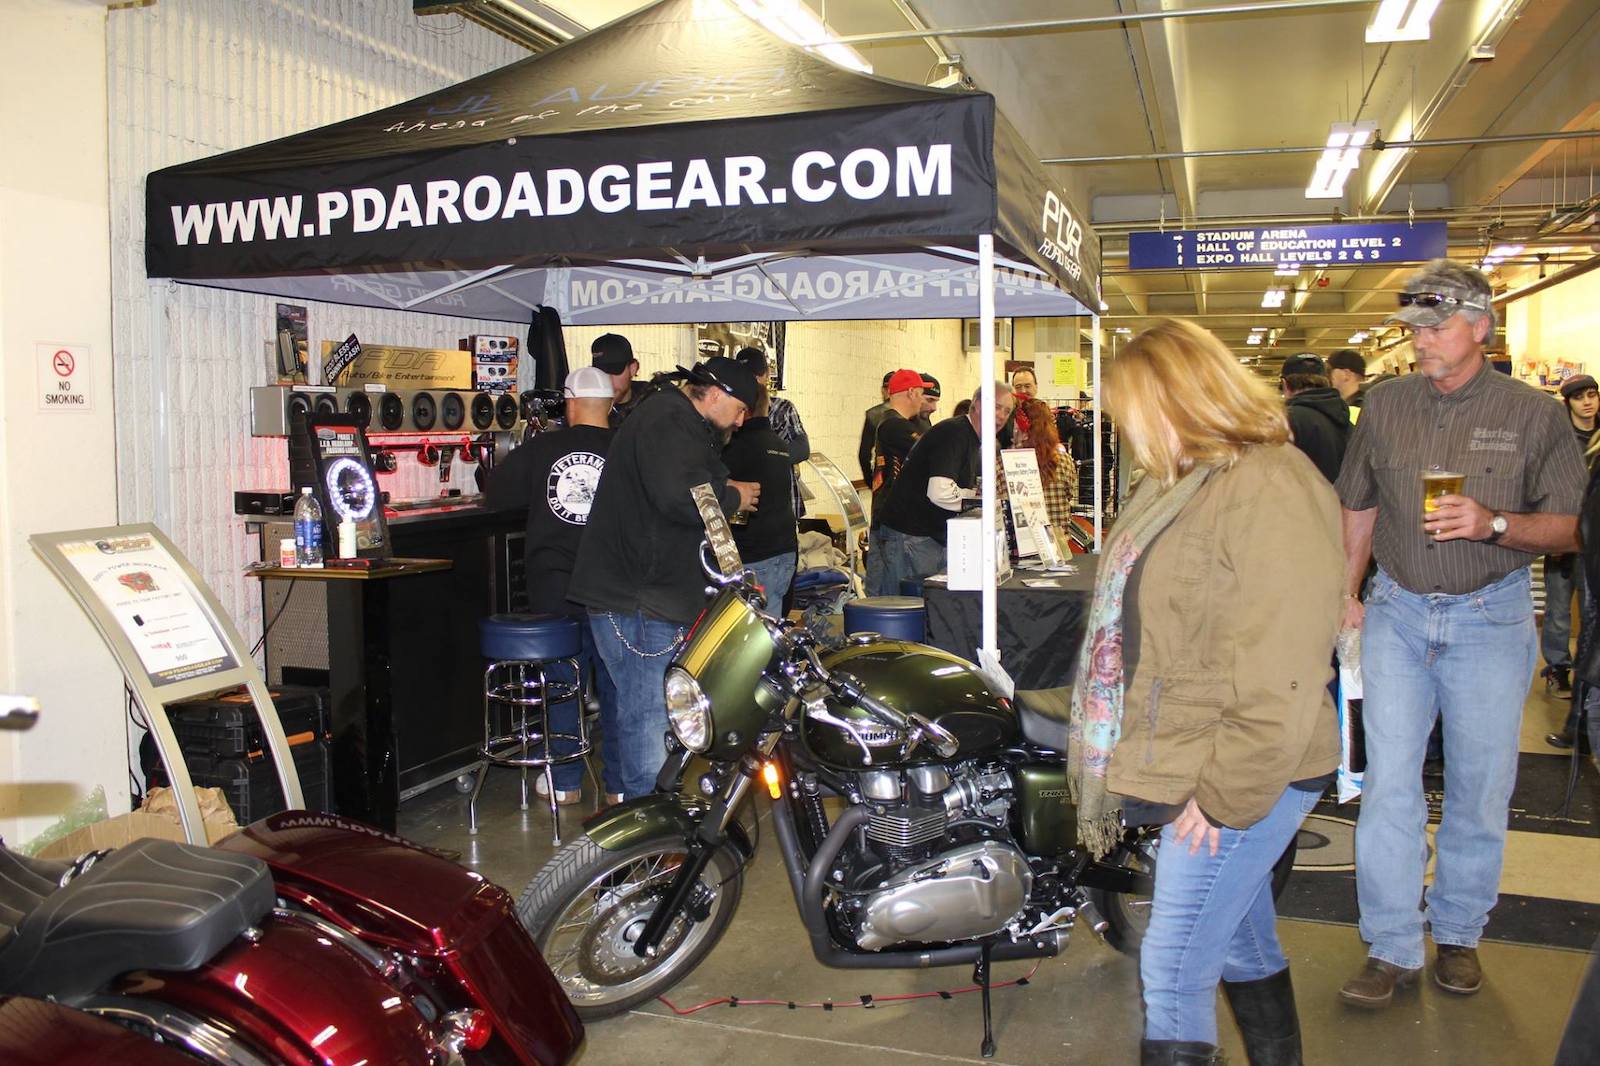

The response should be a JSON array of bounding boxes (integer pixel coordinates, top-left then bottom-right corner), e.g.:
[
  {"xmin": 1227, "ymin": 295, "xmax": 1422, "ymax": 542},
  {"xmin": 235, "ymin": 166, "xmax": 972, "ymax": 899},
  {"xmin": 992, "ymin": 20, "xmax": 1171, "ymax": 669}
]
[{"xmin": 806, "ymin": 640, "xmax": 1018, "ymax": 769}]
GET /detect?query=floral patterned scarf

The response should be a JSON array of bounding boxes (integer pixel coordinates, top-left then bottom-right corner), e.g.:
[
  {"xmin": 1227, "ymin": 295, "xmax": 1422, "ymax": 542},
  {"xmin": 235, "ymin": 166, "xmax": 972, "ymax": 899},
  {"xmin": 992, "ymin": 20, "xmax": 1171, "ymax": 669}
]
[{"xmin": 1068, "ymin": 463, "xmax": 1217, "ymax": 857}]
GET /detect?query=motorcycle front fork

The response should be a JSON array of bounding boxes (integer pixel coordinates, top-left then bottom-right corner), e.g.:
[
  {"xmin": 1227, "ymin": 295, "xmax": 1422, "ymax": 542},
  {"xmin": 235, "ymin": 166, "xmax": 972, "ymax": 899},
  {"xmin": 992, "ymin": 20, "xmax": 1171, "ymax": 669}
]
[{"xmin": 631, "ymin": 749, "xmax": 761, "ymax": 958}]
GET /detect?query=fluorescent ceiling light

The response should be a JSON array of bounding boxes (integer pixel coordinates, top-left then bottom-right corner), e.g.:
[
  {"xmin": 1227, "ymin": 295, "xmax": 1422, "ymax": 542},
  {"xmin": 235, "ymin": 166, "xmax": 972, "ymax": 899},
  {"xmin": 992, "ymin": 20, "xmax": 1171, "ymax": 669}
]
[
  {"xmin": 1306, "ymin": 121, "xmax": 1377, "ymax": 199},
  {"xmin": 1348, "ymin": 331, "xmax": 1369, "ymax": 343},
  {"xmin": 1366, "ymin": 0, "xmax": 1443, "ymax": 44},
  {"xmin": 1274, "ymin": 264, "xmax": 1301, "ymax": 277},
  {"xmin": 1261, "ymin": 288, "xmax": 1288, "ymax": 309},
  {"xmin": 1479, "ymin": 243, "xmax": 1524, "ymax": 270},
  {"xmin": 731, "ymin": 0, "xmax": 874, "ymax": 73},
  {"xmin": 1246, "ymin": 334, "xmax": 1263, "ymax": 345}
]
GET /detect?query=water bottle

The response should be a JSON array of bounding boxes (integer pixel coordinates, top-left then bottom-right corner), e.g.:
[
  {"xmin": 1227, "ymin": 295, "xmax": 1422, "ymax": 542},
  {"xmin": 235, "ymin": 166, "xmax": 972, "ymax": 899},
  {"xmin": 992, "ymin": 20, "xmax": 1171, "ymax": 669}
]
[{"xmin": 293, "ymin": 487, "xmax": 324, "ymax": 569}]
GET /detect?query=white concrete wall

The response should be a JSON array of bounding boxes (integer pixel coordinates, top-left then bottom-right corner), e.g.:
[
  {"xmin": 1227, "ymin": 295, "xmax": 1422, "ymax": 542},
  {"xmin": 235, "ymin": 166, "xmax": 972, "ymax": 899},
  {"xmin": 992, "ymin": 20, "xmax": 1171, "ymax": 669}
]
[
  {"xmin": 0, "ymin": 0, "xmax": 125, "ymax": 844},
  {"xmin": 107, "ymin": 1, "xmax": 525, "ymax": 645}
]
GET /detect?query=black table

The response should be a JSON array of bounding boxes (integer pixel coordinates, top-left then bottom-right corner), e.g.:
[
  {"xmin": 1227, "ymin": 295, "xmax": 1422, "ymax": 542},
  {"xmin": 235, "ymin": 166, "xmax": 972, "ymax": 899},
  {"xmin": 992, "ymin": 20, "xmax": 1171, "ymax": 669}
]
[{"xmin": 921, "ymin": 560, "xmax": 1096, "ymax": 691}]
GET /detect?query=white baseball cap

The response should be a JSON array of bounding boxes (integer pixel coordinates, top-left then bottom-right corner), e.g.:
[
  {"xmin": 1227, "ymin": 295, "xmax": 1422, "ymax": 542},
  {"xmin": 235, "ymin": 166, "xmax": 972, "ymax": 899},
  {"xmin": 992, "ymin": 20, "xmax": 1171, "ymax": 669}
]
[{"xmin": 564, "ymin": 365, "xmax": 615, "ymax": 399}]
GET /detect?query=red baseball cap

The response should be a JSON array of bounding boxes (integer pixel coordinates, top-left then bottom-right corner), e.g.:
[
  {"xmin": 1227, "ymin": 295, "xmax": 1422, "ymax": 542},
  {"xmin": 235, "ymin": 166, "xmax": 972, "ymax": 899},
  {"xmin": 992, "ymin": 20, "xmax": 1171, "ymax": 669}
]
[{"xmin": 887, "ymin": 369, "xmax": 925, "ymax": 395}]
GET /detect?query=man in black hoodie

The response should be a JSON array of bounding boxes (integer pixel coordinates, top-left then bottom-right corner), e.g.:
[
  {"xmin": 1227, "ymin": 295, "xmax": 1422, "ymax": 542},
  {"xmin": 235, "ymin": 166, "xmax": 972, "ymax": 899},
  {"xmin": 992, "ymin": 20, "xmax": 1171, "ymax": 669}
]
[
  {"xmin": 1280, "ymin": 352, "xmax": 1352, "ymax": 483},
  {"xmin": 569, "ymin": 358, "xmax": 761, "ymax": 799}
]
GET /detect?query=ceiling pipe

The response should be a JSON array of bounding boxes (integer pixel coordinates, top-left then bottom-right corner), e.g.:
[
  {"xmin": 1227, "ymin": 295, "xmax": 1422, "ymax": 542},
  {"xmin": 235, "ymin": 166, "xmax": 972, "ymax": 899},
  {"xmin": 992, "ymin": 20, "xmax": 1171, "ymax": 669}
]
[
  {"xmin": 830, "ymin": 0, "xmax": 1375, "ymax": 45},
  {"xmin": 1045, "ymin": 128, "xmax": 1598, "ymax": 165}
]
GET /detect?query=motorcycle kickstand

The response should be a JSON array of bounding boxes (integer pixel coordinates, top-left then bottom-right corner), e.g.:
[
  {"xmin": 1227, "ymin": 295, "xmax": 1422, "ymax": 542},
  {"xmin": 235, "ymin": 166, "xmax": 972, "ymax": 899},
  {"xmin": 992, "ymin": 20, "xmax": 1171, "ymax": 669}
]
[{"xmin": 974, "ymin": 942, "xmax": 996, "ymax": 1059}]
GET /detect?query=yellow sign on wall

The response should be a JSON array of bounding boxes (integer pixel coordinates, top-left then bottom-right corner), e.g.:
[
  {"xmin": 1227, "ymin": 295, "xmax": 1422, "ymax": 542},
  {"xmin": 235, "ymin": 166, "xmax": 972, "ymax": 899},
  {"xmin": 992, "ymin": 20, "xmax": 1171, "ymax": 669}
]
[{"xmin": 1053, "ymin": 355, "xmax": 1085, "ymax": 391}]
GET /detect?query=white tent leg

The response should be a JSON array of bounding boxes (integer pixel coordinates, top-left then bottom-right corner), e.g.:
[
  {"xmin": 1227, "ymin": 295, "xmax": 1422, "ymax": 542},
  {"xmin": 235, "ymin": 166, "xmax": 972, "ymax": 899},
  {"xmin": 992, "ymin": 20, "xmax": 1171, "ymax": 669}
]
[
  {"xmin": 1092, "ymin": 315, "xmax": 1102, "ymax": 551},
  {"xmin": 979, "ymin": 234, "xmax": 997, "ymax": 660}
]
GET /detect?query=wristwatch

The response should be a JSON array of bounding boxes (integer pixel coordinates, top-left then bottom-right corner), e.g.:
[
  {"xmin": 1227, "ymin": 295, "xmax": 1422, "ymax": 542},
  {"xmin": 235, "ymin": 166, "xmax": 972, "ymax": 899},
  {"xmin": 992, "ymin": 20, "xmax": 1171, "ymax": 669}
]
[{"xmin": 1485, "ymin": 512, "xmax": 1508, "ymax": 543}]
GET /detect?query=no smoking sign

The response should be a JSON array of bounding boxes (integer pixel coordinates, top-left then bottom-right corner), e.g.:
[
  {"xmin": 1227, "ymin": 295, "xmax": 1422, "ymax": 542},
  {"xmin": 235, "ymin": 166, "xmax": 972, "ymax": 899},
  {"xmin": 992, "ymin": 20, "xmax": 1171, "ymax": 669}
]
[{"xmin": 37, "ymin": 343, "xmax": 92, "ymax": 411}]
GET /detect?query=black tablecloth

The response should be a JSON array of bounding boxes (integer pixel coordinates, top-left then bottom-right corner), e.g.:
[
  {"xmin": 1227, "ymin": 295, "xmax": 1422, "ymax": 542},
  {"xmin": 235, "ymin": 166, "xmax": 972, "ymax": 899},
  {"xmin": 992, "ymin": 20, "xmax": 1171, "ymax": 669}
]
[{"xmin": 922, "ymin": 561, "xmax": 1096, "ymax": 691}]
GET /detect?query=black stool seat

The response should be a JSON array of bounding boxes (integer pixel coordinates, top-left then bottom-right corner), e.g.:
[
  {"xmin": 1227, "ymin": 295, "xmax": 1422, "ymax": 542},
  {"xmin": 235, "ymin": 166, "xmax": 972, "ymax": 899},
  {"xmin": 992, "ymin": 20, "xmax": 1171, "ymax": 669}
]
[
  {"xmin": 844, "ymin": 596, "xmax": 927, "ymax": 642},
  {"xmin": 480, "ymin": 613, "xmax": 582, "ymax": 662},
  {"xmin": 0, "ymin": 838, "xmax": 273, "ymax": 1001}
]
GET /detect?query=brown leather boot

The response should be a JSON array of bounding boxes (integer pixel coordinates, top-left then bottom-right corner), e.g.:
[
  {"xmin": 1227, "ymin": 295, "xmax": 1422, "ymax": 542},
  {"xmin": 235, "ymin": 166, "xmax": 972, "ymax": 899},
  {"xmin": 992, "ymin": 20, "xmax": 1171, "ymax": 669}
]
[
  {"xmin": 1433, "ymin": 945, "xmax": 1483, "ymax": 994},
  {"xmin": 1338, "ymin": 958, "xmax": 1421, "ymax": 1008}
]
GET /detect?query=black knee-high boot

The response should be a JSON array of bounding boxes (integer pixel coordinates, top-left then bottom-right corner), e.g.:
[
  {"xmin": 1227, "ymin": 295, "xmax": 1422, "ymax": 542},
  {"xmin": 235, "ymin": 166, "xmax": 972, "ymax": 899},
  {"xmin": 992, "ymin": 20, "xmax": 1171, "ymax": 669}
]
[
  {"xmin": 1140, "ymin": 1039, "xmax": 1222, "ymax": 1065},
  {"xmin": 1222, "ymin": 967, "xmax": 1302, "ymax": 1066}
]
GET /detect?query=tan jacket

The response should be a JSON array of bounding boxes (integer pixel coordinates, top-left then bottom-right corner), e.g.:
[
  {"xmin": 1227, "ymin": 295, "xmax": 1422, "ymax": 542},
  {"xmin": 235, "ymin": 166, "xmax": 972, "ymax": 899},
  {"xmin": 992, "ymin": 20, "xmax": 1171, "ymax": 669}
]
[{"xmin": 1106, "ymin": 444, "xmax": 1343, "ymax": 829}]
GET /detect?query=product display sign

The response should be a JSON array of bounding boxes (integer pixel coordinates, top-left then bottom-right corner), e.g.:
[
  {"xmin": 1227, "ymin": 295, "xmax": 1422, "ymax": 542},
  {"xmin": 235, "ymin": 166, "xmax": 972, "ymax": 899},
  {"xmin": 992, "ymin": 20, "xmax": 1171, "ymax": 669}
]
[
  {"xmin": 1127, "ymin": 221, "xmax": 1447, "ymax": 271},
  {"xmin": 319, "ymin": 341, "xmax": 470, "ymax": 389},
  {"xmin": 303, "ymin": 415, "xmax": 390, "ymax": 557},
  {"xmin": 696, "ymin": 322, "xmax": 786, "ymax": 387},
  {"xmin": 56, "ymin": 532, "xmax": 237, "ymax": 687}
]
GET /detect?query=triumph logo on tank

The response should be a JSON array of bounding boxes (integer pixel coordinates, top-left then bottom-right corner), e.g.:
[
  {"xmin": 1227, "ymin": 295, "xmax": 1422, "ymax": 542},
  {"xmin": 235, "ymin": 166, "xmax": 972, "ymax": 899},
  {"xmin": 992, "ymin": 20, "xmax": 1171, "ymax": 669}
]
[
  {"xmin": 165, "ymin": 145, "xmax": 954, "ymax": 247},
  {"xmin": 547, "ymin": 452, "xmax": 605, "ymax": 525}
]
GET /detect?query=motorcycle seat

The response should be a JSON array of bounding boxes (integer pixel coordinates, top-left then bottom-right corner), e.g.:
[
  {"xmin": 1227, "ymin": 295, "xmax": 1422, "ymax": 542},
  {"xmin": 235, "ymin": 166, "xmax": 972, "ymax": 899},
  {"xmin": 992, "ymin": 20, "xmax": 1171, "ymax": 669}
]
[
  {"xmin": 1015, "ymin": 687, "xmax": 1072, "ymax": 752},
  {"xmin": 0, "ymin": 838, "xmax": 273, "ymax": 1001}
]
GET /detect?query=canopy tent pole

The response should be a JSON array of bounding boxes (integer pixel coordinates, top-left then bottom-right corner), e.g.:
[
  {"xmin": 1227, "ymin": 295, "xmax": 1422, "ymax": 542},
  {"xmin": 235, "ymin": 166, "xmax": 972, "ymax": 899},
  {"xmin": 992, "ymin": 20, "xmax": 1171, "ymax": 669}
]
[
  {"xmin": 979, "ymin": 233, "xmax": 998, "ymax": 659},
  {"xmin": 1092, "ymin": 315, "xmax": 1102, "ymax": 551}
]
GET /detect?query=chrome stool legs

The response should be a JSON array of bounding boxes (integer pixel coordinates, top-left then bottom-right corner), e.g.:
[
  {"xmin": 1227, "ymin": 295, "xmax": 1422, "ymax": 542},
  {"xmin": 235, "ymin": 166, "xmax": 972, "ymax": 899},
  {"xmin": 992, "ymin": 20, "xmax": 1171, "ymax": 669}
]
[{"xmin": 471, "ymin": 655, "xmax": 594, "ymax": 845}]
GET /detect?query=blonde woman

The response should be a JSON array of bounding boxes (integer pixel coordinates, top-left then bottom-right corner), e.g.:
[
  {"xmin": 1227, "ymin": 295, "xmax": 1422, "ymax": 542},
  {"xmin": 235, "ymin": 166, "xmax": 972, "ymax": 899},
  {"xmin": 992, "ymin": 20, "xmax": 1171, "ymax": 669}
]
[{"xmin": 1066, "ymin": 320, "xmax": 1343, "ymax": 1065}]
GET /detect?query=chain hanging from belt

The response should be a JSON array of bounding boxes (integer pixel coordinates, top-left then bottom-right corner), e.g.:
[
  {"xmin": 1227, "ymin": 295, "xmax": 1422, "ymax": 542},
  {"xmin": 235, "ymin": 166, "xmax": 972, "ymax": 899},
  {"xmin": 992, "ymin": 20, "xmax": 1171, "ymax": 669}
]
[{"xmin": 608, "ymin": 614, "xmax": 686, "ymax": 658}]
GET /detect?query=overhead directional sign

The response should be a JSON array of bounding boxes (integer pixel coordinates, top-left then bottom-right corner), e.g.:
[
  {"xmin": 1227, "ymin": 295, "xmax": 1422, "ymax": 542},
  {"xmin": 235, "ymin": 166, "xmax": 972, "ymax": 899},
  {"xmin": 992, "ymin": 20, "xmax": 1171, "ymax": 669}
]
[{"xmin": 1127, "ymin": 221, "xmax": 1448, "ymax": 271}]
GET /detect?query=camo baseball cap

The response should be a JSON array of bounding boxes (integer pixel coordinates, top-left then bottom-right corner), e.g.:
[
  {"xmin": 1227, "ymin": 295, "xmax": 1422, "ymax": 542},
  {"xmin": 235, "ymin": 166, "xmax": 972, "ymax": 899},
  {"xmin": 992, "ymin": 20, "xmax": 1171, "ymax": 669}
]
[{"xmin": 1386, "ymin": 259, "xmax": 1494, "ymax": 329}]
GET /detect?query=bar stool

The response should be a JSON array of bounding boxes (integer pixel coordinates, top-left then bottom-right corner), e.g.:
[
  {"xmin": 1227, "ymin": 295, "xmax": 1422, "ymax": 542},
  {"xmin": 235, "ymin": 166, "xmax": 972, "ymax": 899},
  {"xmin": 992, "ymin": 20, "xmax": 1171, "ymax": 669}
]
[
  {"xmin": 471, "ymin": 613, "xmax": 595, "ymax": 844},
  {"xmin": 843, "ymin": 595, "xmax": 927, "ymax": 643}
]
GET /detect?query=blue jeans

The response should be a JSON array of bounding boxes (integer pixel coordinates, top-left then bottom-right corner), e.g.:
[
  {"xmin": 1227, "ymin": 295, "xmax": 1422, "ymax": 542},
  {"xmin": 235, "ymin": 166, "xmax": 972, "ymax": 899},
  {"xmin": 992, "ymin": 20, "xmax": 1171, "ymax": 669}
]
[
  {"xmin": 587, "ymin": 610, "xmax": 686, "ymax": 800},
  {"xmin": 543, "ymin": 618, "xmax": 619, "ymax": 793},
  {"xmin": 1355, "ymin": 567, "xmax": 1536, "ymax": 970},
  {"xmin": 1542, "ymin": 555, "xmax": 1585, "ymax": 670},
  {"xmin": 1141, "ymin": 786, "xmax": 1319, "ymax": 1042},
  {"xmin": 747, "ymin": 551, "xmax": 796, "ymax": 613},
  {"xmin": 866, "ymin": 527, "xmax": 889, "ymax": 597},
  {"xmin": 878, "ymin": 526, "xmax": 945, "ymax": 597}
]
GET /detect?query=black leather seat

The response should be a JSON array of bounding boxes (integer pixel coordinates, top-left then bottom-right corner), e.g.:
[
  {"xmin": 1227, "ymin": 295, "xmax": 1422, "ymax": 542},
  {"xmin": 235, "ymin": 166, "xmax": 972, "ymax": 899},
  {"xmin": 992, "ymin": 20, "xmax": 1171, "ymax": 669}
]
[
  {"xmin": 0, "ymin": 838, "xmax": 273, "ymax": 1000},
  {"xmin": 1015, "ymin": 687, "xmax": 1072, "ymax": 752}
]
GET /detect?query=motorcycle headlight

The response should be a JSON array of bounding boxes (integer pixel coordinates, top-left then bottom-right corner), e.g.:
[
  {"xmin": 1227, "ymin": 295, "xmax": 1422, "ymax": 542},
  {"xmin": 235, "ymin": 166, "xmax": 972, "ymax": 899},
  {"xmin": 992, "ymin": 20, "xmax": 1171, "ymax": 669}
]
[{"xmin": 664, "ymin": 667, "xmax": 712, "ymax": 752}]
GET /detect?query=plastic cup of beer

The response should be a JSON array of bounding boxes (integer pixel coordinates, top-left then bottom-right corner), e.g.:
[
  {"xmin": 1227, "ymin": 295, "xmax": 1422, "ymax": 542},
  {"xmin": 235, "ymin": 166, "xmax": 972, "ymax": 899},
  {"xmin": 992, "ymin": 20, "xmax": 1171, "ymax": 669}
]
[{"xmin": 1422, "ymin": 470, "xmax": 1464, "ymax": 516}]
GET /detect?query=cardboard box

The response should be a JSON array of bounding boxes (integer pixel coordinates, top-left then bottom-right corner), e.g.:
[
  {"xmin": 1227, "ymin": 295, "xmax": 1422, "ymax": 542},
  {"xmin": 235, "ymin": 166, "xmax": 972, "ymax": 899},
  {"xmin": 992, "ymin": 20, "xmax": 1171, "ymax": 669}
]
[{"xmin": 36, "ymin": 786, "xmax": 240, "ymax": 860}]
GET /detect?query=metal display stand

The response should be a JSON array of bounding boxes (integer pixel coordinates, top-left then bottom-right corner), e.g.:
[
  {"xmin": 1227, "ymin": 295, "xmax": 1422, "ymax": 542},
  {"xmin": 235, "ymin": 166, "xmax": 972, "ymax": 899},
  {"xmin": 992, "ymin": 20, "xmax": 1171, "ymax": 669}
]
[{"xmin": 30, "ymin": 524, "xmax": 303, "ymax": 844}]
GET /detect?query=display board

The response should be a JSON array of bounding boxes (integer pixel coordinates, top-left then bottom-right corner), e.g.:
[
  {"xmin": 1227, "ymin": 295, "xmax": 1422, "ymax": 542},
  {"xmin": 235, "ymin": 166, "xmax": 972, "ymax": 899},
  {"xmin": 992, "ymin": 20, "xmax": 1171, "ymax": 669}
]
[
  {"xmin": 55, "ymin": 531, "xmax": 238, "ymax": 688},
  {"xmin": 30, "ymin": 524, "xmax": 305, "ymax": 844},
  {"xmin": 1000, "ymin": 449, "xmax": 1066, "ymax": 568}
]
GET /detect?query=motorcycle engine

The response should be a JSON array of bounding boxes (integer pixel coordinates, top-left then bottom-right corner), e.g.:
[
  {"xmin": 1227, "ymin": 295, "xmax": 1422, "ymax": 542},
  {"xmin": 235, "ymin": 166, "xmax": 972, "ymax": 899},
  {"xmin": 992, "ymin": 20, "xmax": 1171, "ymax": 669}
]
[{"xmin": 833, "ymin": 765, "xmax": 1031, "ymax": 951}]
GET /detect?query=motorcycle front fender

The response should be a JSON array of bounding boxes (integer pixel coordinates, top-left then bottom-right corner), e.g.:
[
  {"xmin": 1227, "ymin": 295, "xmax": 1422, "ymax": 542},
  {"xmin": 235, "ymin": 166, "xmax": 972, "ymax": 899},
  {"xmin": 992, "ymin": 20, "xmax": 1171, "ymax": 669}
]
[{"xmin": 583, "ymin": 794, "xmax": 753, "ymax": 859}]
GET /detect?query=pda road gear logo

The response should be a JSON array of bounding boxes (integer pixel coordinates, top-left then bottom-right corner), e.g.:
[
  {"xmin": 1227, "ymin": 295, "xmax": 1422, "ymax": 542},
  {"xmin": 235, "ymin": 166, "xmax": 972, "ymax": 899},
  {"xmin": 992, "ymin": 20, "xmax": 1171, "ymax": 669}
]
[{"xmin": 547, "ymin": 452, "xmax": 605, "ymax": 524}]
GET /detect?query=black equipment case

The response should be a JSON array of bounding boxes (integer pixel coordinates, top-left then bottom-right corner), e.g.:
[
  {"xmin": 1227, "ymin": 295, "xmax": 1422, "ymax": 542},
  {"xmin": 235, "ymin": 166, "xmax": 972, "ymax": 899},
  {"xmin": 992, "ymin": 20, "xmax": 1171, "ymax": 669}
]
[{"xmin": 141, "ymin": 685, "xmax": 332, "ymax": 823}]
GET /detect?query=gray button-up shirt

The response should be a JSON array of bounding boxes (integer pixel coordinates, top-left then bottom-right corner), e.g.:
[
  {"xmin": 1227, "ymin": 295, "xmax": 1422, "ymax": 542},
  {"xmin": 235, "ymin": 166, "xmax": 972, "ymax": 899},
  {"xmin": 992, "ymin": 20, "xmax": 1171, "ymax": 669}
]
[{"xmin": 1335, "ymin": 362, "xmax": 1586, "ymax": 595}]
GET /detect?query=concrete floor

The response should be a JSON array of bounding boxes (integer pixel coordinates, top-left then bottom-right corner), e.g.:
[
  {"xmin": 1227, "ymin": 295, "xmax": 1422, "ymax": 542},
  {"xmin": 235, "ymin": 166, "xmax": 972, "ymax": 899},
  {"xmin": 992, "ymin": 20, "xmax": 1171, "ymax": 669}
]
[{"xmin": 400, "ymin": 681, "xmax": 1596, "ymax": 1065}]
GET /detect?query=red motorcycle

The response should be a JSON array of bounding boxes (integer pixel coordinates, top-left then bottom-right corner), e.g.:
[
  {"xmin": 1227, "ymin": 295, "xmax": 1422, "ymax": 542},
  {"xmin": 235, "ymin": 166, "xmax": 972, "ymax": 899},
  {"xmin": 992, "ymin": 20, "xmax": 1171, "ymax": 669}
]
[{"xmin": 0, "ymin": 698, "xmax": 582, "ymax": 1065}]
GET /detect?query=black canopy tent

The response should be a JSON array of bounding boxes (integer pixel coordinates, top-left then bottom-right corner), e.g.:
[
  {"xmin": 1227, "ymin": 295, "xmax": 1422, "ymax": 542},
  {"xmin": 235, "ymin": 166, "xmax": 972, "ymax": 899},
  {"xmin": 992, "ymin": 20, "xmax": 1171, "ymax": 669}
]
[{"xmin": 144, "ymin": 0, "xmax": 1106, "ymax": 663}]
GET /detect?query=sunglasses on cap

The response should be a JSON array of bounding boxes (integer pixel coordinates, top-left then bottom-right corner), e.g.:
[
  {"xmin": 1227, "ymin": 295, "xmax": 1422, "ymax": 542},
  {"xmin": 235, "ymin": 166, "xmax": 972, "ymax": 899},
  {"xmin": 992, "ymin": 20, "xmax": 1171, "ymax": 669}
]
[{"xmin": 1397, "ymin": 290, "xmax": 1487, "ymax": 312}]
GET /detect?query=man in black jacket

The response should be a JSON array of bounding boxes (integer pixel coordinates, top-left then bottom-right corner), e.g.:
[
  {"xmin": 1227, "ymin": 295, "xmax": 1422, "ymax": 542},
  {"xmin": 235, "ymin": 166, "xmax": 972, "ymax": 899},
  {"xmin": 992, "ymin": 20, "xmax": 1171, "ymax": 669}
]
[
  {"xmin": 569, "ymin": 358, "xmax": 760, "ymax": 799},
  {"xmin": 1280, "ymin": 352, "xmax": 1352, "ymax": 483},
  {"xmin": 857, "ymin": 370, "xmax": 895, "ymax": 483},
  {"xmin": 723, "ymin": 385, "xmax": 799, "ymax": 608}
]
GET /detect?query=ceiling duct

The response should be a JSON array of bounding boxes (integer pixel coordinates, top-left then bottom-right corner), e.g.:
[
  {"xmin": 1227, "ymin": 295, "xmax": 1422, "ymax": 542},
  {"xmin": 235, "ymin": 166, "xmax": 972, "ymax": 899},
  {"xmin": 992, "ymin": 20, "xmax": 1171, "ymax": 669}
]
[{"xmin": 413, "ymin": 0, "xmax": 582, "ymax": 52}]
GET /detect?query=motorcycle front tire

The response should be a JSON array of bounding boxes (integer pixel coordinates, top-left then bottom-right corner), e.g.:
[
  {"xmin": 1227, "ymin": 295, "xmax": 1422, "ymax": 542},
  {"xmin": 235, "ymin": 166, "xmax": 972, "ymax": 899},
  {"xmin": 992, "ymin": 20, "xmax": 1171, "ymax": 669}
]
[
  {"xmin": 1093, "ymin": 834, "xmax": 1298, "ymax": 955},
  {"xmin": 517, "ymin": 834, "xmax": 744, "ymax": 1018}
]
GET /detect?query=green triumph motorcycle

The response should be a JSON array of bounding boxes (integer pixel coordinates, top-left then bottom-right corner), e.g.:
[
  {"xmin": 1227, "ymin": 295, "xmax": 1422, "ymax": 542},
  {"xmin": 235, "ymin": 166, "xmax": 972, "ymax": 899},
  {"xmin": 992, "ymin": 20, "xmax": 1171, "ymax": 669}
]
[{"xmin": 516, "ymin": 548, "xmax": 1294, "ymax": 1057}]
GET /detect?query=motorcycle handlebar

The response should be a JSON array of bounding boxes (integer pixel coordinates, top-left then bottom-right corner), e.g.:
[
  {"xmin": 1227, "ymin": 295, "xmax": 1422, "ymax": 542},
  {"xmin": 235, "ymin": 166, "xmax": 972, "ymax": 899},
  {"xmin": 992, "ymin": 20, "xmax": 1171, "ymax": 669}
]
[{"xmin": 827, "ymin": 671, "xmax": 961, "ymax": 760}]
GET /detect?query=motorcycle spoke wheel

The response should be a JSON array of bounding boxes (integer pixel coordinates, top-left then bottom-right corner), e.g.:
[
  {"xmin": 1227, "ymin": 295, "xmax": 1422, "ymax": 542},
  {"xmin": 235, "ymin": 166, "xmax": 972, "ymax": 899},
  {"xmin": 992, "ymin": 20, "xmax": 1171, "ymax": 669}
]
[
  {"xmin": 1093, "ymin": 832, "xmax": 1158, "ymax": 955},
  {"xmin": 518, "ymin": 835, "xmax": 743, "ymax": 1017}
]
